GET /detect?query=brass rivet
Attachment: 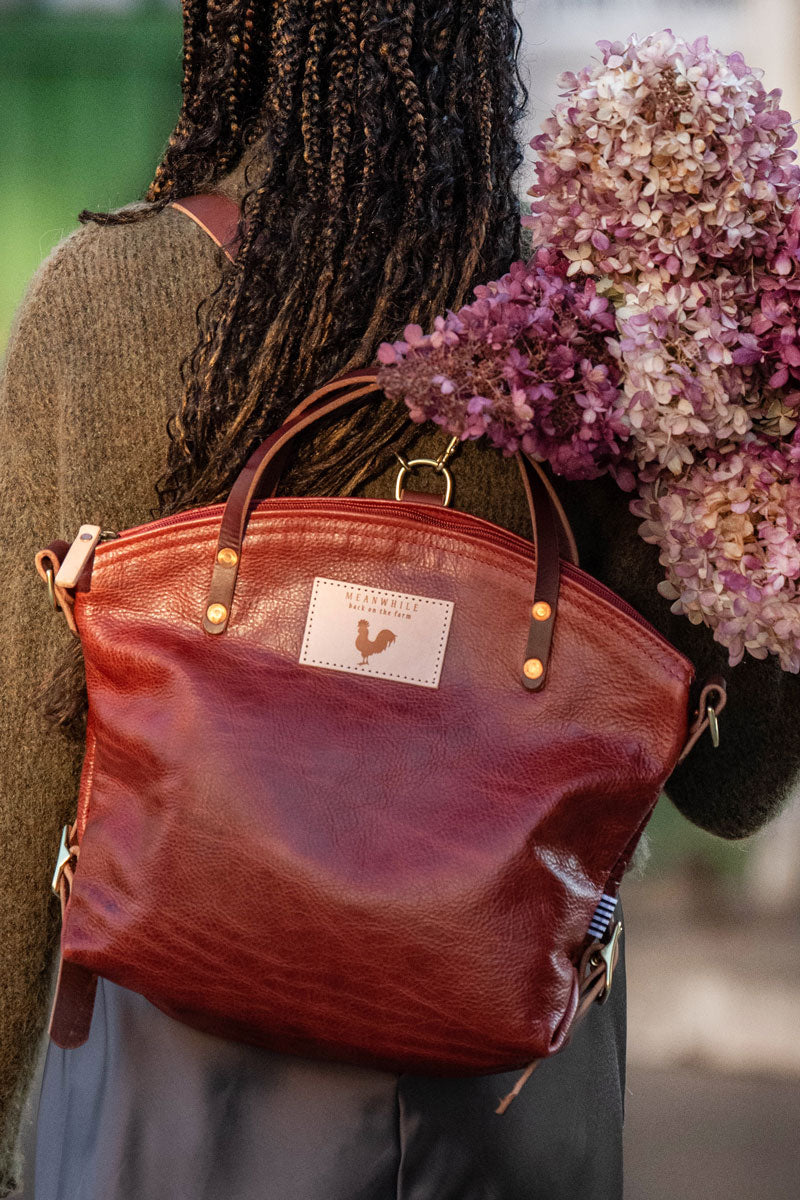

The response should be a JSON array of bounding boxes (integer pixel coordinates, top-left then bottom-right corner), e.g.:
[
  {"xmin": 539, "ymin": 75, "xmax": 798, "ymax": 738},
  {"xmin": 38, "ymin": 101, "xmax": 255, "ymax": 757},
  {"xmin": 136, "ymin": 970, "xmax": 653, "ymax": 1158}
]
[
  {"xmin": 523, "ymin": 657, "xmax": 543, "ymax": 680},
  {"xmin": 217, "ymin": 547, "xmax": 239, "ymax": 567},
  {"xmin": 206, "ymin": 603, "xmax": 228, "ymax": 625},
  {"xmin": 532, "ymin": 601, "xmax": 552, "ymax": 622}
]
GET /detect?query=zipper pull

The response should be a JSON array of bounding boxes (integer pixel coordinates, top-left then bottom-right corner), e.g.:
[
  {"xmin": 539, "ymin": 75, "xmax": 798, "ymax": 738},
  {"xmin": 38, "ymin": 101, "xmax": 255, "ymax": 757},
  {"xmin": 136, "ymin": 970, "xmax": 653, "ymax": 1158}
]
[{"xmin": 54, "ymin": 524, "xmax": 102, "ymax": 588}]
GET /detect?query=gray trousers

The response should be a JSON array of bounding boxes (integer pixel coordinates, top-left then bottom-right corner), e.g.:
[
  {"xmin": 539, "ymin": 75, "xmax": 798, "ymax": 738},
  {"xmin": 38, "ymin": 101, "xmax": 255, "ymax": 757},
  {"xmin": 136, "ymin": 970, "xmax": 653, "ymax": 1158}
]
[{"xmin": 34, "ymin": 900, "xmax": 626, "ymax": 1200}]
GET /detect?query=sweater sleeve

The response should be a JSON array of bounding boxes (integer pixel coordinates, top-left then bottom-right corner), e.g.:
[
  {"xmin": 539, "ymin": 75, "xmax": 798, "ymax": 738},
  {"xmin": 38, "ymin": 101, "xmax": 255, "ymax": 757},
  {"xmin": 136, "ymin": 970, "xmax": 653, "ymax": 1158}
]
[
  {"xmin": 0, "ymin": 251, "xmax": 85, "ymax": 1198},
  {"xmin": 548, "ymin": 470, "xmax": 800, "ymax": 839}
]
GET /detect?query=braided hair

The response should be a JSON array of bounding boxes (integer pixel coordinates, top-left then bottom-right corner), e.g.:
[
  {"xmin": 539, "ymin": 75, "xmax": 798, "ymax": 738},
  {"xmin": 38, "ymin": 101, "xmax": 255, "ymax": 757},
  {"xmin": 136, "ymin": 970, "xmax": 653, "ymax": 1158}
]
[
  {"xmin": 44, "ymin": 0, "xmax": 530, "ymax": 735},
  {"xmin": 82, "ymin": 0, "xmax": 529, "ymax": 513}
]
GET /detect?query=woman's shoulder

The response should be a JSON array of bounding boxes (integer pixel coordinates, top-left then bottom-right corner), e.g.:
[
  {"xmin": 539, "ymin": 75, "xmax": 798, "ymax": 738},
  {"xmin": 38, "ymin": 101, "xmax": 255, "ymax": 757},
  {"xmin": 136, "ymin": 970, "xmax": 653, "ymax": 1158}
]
[
  {"xmin": 2, "ymin": 201, "xmax": 225, "ymax": 456},
  {"xmin": 9, "ymin": 202, "xmax": 222, "ymax": 352},
  {"xmin": 1, "ymin": 201, "xmax": 226, "ymax": 531}
]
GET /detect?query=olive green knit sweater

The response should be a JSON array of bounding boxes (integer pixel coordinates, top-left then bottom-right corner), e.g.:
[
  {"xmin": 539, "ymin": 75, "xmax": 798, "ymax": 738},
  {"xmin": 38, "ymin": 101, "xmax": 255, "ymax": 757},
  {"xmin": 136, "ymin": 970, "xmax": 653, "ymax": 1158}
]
[{"xmin": 2, "ymin": 178, "xmax": 799, "ymax": 1195}]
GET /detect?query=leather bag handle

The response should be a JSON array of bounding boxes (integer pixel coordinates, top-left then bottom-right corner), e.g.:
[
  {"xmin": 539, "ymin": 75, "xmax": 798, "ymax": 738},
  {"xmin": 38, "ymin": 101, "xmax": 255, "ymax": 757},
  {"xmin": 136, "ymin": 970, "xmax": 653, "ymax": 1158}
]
[
  {"xmin": 261, "ymin": 369, "xmax": 580, "ymax": 566},
  {"xmin": 201, "ymin": 371, "xmax": 568, "ymax": 690}
]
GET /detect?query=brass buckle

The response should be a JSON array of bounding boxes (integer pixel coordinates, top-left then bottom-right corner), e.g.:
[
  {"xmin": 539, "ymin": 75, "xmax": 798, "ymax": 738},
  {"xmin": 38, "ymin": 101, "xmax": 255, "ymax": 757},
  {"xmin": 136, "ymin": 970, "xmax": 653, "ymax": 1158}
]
[
  {"xmin": 589, "ymin": 920, "xmax": 622, "ymax": 1005},
  {"xmin": 394, "ymin": 435, "xmax": 460, "ymax": 507},
  {"xmin": 51, "ymin": 824, "xmax": 74, "ymax": 896}
]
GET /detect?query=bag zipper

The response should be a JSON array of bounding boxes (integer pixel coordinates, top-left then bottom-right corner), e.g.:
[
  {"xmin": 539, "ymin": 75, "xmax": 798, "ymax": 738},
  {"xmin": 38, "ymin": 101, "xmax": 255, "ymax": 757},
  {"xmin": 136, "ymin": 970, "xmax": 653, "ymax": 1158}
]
[{"xmin": 95, "ymin": 497, "xmax": 685, "ymax": 659}]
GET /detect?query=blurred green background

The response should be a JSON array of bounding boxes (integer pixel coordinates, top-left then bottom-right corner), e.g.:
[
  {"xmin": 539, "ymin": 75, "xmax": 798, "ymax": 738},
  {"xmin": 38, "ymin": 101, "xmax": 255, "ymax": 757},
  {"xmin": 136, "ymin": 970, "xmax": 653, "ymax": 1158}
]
[
  {"xmin": 0, "ymin": 3, "xmax": 182, "ymax": 349},
  {"xmin": 0, "ymin": 0, "xmax": 778, "ymax": 884}
]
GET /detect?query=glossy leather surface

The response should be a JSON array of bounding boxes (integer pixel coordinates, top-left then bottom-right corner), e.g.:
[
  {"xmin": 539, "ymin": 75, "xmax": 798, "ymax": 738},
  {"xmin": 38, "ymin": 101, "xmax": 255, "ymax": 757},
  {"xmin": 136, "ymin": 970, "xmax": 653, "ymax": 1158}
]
[{"xmin": 55, "ymin": 488, "xmax": 692, "ymax": 1072}]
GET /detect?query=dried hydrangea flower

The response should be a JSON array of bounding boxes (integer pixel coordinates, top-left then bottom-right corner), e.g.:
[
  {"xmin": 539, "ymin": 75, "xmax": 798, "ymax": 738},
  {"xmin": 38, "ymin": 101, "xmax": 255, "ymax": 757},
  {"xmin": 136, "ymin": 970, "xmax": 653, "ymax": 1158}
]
[
  {"xmin": 527, "ymin": 30, "xmax": 800, "ymax": 292},
  {"xmin": 744, "ymin": 207, "xmax": 800, "ymax": 409},
  {"xmin": 376, "ymin": 251, "xmax": 628, "ymax": 479},
  {"xmin": 632, "ymin": 436, "xmax": 800, "ymax": 670},
  {"xmin": 615, "ymin": 277, "xmax": 756, "ymax": 475}
]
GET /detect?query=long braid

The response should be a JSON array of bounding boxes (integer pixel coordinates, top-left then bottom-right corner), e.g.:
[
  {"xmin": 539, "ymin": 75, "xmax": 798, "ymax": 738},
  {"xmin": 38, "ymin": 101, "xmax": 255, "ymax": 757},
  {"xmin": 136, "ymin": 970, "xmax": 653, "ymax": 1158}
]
[
  {"xmin": 211, "ymin": 1, "xmax": 243, "ymax": 152},
  {"xmin": 148, "ymin": 0, "xmax": 208, "ymax": 204},
  {"xmin": 419, "ymin": 5, "xmax": 460, "ymax": 304},
  {"xmin": 301, "ymin": 0, "xmax": 333, "ymax": 207},
  {"xmin": 304, "ymin": 1, "xmax": 360, "ymax": 344},
  {"xmin": 449, "ymin": 0, "xmax": 495, "ymax": 304},
  {"xmin": 300, "ymin": 0, "xmax": 340, "ymax": 342},
  {"xmin": 386, "ymin": 0, "xmax": 427, "ymax": 197},
  {"xmin": 263, "ymin": 0, "xmax": 309, "ymax": 147},
  {"xmin": 350, "ymin": 3, "xmax": 384, "ymax": 245},
  {"xmin": 327, "ymin": 0, "xmax": 359, "ymax": 213}
]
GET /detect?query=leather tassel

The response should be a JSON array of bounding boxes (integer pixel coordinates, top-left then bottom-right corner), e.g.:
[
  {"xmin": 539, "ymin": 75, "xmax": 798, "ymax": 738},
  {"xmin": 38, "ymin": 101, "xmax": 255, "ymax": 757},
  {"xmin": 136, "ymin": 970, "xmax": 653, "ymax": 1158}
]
[{"xmin": 495, "ymin": 1058, "xmax": 542, "ymax": 1114}]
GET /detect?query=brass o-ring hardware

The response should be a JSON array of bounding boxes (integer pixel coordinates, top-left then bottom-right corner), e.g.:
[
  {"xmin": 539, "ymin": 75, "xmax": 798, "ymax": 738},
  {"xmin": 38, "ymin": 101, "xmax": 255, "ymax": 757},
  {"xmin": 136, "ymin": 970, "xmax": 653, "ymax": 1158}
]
[
  {"xmin": 523, "ymin": 657, "xmax": 543, "ymax": 680},
  {"xmin": 206, "ymin": 603, "xmax": 228, "ymax": 625},
  {"xmin": 532, "ymin": 601, "xmax": 552, "ymax": 622},
  {"xmin": 217, "ymin": 547, "xmax": 239, "ymax": 567},
  {"xmin": 393, "ymin": 435, "xmax": 460, "ymax": 507},
  {"xmin": 394, "ymin": 457, "xmax": 455, "ymax": 507}
]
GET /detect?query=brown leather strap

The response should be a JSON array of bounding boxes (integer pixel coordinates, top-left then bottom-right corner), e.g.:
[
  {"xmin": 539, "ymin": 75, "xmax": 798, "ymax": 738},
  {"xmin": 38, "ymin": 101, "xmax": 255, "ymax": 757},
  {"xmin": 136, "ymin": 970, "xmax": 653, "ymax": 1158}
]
[
  {"xmin": 48, "ymin": 822, "xmax": 98, "ymax": 1049},
  {"xmin": 200, "ymin": 375, "xmax": 568, "ymax": 690},
  {"xmin": 170, "ymin": 194, "xmax": 244, "ymax": 263},
  {"xmin": 274, "ymin": 371, "xmax": 581, "ymax": 567},
  {"xmin": 49, "ymin": 956, "xmax": 97, "ymax": 1049},
  {"xmin": 399, "ymin": 488, "xmax": 448, "ymax": 507}
]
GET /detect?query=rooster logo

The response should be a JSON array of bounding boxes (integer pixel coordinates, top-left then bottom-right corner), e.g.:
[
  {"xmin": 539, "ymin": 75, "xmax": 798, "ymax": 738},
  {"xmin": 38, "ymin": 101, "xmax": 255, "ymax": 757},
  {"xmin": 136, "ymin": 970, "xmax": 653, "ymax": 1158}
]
[{"xmin": 355, "ymin": 619, "xmax": 397, "ymax": 665}]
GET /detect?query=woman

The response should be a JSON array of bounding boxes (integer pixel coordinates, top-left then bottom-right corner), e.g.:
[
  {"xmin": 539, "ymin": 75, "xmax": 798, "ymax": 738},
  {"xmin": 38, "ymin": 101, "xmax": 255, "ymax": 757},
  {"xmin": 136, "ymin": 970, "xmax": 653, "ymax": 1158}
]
[{"xmin": 1, "ymin": 4, "xmax": 798, "ymax": 1198}]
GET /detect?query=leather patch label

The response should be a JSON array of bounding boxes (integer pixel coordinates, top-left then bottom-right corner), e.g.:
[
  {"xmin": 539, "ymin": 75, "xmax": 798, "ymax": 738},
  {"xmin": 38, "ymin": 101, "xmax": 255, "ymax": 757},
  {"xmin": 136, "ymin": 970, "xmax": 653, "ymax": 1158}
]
[{"xmin": 299, "ymin": 577, "xmax": 454, "ymax": 689}]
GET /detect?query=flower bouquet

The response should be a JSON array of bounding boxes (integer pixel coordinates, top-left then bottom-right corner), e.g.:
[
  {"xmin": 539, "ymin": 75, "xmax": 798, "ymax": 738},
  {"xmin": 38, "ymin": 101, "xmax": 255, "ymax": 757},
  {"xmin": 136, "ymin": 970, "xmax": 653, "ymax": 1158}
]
[{"xmin": 376, "ymin": 30, "xmax": 800, "ymax": 672}]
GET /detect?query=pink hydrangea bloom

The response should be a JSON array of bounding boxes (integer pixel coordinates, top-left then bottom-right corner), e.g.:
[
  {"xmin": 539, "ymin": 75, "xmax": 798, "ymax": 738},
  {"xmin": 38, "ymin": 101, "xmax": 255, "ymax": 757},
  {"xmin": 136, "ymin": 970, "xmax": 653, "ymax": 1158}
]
[
  {"xmin": 615, "ymin": 278, "xmax": 756, "ymax": 475},
  {"xmin": 526, "ymin": 30, "xmax": 800, "ymax": 291},
  {"xmin": 376, "ymin": 251, "xmax": 628, "ymax": 479},
  {"xmin": 745, "ymin": 207, "xmax": 800, "ymax": 399},
  {"xmin": 632, "ymin": 436, "xmax": 800, "ymax": 670}
]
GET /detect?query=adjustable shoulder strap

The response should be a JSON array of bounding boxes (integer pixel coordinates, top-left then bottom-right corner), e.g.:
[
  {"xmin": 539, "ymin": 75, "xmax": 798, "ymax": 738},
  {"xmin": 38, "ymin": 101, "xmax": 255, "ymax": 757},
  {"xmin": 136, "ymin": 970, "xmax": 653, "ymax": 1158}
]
[{"xmin": 170, "ymin": 194, "xmax": 243, "ymax": 263}]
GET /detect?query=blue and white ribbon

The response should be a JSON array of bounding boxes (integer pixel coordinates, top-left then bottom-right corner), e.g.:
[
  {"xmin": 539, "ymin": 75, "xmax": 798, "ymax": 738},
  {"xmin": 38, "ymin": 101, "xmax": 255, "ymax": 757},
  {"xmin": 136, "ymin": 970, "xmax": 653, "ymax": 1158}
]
[{"xmin": 587, "ymin": 892, "xmax": 618, "ymax": 940}]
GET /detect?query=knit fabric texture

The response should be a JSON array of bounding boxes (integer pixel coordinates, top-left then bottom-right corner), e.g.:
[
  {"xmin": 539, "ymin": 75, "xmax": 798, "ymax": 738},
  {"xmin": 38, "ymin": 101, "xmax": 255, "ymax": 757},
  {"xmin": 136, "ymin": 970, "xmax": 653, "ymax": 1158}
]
[{"xmin": 2, "ymin": 180, "xmax": 799, "ymax": 1196}]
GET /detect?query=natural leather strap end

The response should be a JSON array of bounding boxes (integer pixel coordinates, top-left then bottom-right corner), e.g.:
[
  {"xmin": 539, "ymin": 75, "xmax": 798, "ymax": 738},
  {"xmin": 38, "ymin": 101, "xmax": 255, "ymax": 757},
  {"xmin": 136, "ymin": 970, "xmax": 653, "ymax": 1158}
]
[
  {"xmin": 171, "ymin": 196, "xmax": 243, "ymax": 263},
  {"xmin": 35, "ymin": 543, "xmax": 80, "ymax": 637}
]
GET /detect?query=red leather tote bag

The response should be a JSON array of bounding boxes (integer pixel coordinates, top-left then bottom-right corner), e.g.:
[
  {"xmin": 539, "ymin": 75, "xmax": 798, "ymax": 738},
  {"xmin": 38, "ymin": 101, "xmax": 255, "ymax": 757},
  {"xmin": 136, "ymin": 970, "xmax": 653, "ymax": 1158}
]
[{"xmin": 37, "ymin": 364, "xmax": 724, "ymax": 1111}]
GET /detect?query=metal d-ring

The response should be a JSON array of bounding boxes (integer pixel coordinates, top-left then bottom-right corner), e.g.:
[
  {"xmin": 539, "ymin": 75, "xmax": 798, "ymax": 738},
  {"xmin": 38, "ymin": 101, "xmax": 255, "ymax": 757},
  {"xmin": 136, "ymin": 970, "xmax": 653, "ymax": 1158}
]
[
  {"xmin": 394, "ymin": 435, "xmax": 460, "ymax": 507},
  {"xmin": 45, "ymin": 567, "xmax": 61, "ymax": 612},
  {"xmin": 589, "ymin": 920, "xmax": 623, "ymax": 1005},
  {"xmin": 707, "ymin": 703, "xmax": 720, "ymax": 748}
]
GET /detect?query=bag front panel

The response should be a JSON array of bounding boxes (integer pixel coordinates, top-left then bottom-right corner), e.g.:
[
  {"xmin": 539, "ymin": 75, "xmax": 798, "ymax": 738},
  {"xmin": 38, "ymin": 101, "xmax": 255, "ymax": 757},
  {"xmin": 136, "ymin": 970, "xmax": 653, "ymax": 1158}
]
[{"xmin": 62, "ymin": 500, "xmax": 692, "ymax": 1073}]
